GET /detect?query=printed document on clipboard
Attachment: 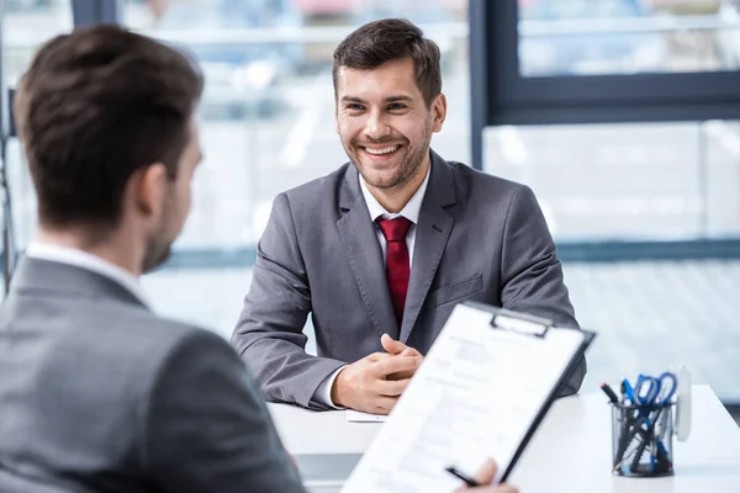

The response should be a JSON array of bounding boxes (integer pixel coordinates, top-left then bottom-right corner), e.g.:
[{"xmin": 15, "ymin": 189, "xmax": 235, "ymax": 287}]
[{"xmin": 341, "ymin": 302, "xmax": 595, "ymax": 493}]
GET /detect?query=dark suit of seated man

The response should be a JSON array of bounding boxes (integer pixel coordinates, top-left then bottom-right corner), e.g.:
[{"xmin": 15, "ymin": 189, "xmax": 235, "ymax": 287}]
[{"xmin": 0, "ymin": 26, "xmax": 304, "ymax": 493}]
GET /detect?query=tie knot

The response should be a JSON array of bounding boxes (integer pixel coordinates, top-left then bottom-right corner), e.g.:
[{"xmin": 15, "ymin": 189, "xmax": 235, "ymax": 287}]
[{"xmin": 376, "ymin": 217, "xmax": 412, "ymax": 242}]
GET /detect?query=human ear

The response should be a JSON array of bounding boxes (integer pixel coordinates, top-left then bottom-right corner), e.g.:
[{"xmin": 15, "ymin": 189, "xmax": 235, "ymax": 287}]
[
  {"xmin": 431, "ymin": 93, "xmax": 447, "ymax": 133},
  {"xmin": 133, "ymin": 163, "xmax": 168, "ymax": 220}
]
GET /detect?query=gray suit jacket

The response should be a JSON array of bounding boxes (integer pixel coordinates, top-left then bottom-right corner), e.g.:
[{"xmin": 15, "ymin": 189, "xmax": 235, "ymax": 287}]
[
  {"xmin": 233, "ymin": 151, "xmax": 586, "ymax": 409},
  {"xmin": 0, "ymin": 257, "xmax": 305, "ymax": 493}
]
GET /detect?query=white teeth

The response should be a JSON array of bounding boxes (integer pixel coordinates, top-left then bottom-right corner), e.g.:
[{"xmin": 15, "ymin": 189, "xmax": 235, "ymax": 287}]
[{"xmin": 364, "ymin": 145, "xmax": 399, "ymax": 155}]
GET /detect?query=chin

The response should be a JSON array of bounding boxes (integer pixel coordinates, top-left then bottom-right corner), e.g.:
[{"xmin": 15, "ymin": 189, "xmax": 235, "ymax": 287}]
[
  {"xmin": 356, "ymin": 162, "xmax": 397, "ymax": 185},
  {"xmin": 361, "ymin": 172, "xmax": 401, "ymax": 190}
]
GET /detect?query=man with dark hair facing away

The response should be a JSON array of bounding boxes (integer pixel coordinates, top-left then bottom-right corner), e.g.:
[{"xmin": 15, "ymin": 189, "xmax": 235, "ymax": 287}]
[{"xmin": 0, "ymin": 25, "xmax": 304, "ymax": 493}]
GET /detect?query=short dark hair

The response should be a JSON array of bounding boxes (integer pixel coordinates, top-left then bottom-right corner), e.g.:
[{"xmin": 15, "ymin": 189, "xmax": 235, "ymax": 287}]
[
  {"xmin": 332, "ymin": 18, "xmax": 441, "ymax": 107},
  {"xmin": 14, "ymin": 25, "xmax": 203, "ymax": 228}
]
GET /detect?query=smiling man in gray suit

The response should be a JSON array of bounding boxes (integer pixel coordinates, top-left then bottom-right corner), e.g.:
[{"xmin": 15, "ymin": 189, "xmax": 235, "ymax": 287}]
[
  {"xmin": 0, "ymin": 26, "xmax": 304, "ymax": 493},
  {"xmin": 233, "ymin": 18, "xmax": 587, "ymax": 414}
]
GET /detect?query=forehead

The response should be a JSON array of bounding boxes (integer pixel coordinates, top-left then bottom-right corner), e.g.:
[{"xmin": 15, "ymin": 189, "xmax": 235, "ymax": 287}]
[{"xmin": 336, "ymin": 57, "xmax": 421, "ymax": 98}]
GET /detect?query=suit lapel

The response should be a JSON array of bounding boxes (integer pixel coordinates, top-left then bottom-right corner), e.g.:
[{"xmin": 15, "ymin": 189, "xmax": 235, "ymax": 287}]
[
  {"xmin": 400, "ymin": 152, "xmax": 456, "ymax": 343},
  {"xmin": 336, "ymin": 165, "xmax": 400, "ymax": 339}
]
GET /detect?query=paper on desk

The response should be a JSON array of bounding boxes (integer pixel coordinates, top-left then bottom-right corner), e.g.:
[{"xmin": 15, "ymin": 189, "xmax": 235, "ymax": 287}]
[
  {"xmin": 346, "ymin": 410, "xmax": 387, "ymax": 423},
  {"xmin": 341, "ymin": 303, "xmax": 587, "ymax": 493}
]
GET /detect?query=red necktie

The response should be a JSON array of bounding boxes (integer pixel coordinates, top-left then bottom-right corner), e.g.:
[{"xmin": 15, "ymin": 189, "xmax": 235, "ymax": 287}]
[{"xmin": 376, "ymin": 217, "xmax": 412, "ymax": 325}]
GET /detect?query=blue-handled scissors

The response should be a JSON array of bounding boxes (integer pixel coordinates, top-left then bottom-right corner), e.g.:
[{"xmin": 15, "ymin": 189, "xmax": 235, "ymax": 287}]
[{"xmin": 634, "ymin": 371, "xmax": 677, "ymax": 407}]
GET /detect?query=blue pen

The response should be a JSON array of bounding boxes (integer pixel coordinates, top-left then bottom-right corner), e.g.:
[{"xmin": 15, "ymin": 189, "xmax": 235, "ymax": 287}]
[{"xmin": 621, "ymin": 378, "xmax": 635, "ymax": 405}]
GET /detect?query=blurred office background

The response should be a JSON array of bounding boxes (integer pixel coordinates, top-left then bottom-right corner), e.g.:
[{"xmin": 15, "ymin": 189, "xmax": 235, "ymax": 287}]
[{"xmin": 1, "ymin": 0, "xmax": 739, "ymax": 416}]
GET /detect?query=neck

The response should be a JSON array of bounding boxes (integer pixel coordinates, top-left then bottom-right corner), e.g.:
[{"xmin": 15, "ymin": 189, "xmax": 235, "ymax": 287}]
[
  {"xmin": 368, "ymin": 156, "xmax": 429, "ymax": 213},
  {"xmin": 36, "ymin": 224, "xmax": 144, "ymax": 277}
]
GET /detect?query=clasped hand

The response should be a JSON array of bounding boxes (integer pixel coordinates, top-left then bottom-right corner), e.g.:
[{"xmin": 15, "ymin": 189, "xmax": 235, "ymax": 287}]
[{"xmin": 331, "ymin": 333, "xmax": 423, "ymax": 414}]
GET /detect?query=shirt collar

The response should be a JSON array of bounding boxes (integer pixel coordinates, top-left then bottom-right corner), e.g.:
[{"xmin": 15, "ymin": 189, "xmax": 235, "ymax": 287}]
[
  {"xmin": 359, "ymin": 163, "xmax": 431, "ymax": 224},
  {"xmin": 25, "ymin": 241, "xmax": 150, "ymax": 308}
]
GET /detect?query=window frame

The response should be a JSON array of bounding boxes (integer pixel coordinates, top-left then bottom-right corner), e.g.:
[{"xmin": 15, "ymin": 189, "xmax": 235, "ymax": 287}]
[{"xmin": 470, "ymin": 0, "xmax": 740, "ymax": 168}]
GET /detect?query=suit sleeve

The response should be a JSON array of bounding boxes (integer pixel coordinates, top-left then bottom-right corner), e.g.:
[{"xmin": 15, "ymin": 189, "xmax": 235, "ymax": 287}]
[
  {"xmin": 231, "ymin": 193, "xmax": 346, "ymax": 409},
  {"xmin": 142, "ymin": 330, "xmax": 307, "ymax": 493},
  {"xmin": 499, "ymin": 185, "xmax": 587, "ymax": 396}
]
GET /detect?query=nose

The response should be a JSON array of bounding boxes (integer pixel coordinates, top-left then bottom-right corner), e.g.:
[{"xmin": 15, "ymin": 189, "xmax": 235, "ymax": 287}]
[{"xmin": 363, "ymin": 109, "xmax": 390, "ymax": 140}]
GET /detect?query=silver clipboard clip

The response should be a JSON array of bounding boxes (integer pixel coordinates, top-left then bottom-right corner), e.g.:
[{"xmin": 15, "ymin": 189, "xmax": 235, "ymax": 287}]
[{"xmin": 487, "ymin": 307, "xmax": 553, "ymax": 338}]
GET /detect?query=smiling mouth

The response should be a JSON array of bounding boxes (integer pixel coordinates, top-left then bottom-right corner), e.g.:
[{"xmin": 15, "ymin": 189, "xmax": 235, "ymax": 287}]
[{"xmin": 360, "ymin": 144, "xmax": 402, "ymax": 156}]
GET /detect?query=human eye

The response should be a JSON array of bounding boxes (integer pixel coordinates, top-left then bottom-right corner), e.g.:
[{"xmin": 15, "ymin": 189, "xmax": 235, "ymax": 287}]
[
  {"xmin": 345, "ymin": 103, "xmax": 365, "ymax": 112},
  {"xmin": 387, "ymin": 102, "xmax": 407, "ymax": 111}
]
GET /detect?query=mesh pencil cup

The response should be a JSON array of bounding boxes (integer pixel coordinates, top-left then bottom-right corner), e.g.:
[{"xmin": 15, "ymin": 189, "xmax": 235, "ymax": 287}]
[{"xmin": 611, "ymin": 402, "xmax": 674, "ymax": 477}]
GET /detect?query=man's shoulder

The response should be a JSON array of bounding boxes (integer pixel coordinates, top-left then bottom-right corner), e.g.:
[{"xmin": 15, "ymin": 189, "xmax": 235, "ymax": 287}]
[
  {"xmin": 102, "ymin": 304, "xmax": 225, "ymax": 362},
  {"xmin": 439, "ymin": 156, "xmax": 532, "ymax": 199},
  {"xmin": 44, "ymin": 297, "xmax": 229, "ymax": 381},
  {"xmin": 0, "ymin": 291, "xmax": 236, "ymax": 430},
  {"xmin": 69, "ymin": 305, "xmax": 239, "ymax": 413}
]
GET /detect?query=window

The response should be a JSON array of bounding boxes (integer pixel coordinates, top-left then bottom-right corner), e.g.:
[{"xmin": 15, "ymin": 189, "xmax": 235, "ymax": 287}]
[
  {"xmin": 471, "ymin": 0, "xmax": 740, "ymax": 247},
  {"xmin": 484, "ymin": 120, "xmax": 740, "ymax": 243},
  {"xmin": 4, "ymin": 1, "xmax": 737, "ymax": 405},
  {"xmin": 470, "ymin": 0, "xmax": 740, "ymax": 403},
  {"xmin": 519, "ymin": 0, "xmax": 740, "ymax": 77},
  {"xmin": 470, "ymin": 0, "xmax": 740, "ymax": 135}
]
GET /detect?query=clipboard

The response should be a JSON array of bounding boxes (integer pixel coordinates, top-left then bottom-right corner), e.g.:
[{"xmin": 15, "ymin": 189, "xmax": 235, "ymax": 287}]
[
  {"xmin": 478, "ymin": 303, "xmax": 596, "ymax": 481},
  {"xmin": 341, "ymin": 301, "xmax": 596, "ymax": 493}
]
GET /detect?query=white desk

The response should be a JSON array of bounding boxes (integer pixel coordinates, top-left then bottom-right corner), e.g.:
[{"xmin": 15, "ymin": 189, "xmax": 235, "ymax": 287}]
[{"xmin": 269, "ymin": 385, "xmax": 740, "ymax": 492}]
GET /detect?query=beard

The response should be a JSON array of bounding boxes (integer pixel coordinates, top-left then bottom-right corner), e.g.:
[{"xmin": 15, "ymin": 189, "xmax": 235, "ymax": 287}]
[
  {"xmin": 141, "ymin": 235, "xmax": 173, "ymax": 273},
  {"xmin": 141, "ymin": 193, "xmax": 180, "ymax": 273},
  {"xmin": 346, "ymin": 122, "xmax": 432, "ymax": 191}
]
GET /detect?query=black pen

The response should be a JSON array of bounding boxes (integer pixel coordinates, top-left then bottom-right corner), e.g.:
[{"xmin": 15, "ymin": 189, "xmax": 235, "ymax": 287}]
[
  {"xmin": 600, "ymin": 383, "xmax": 620, "ymax": 405},
  {"xmin": 445, "ymin": 466, "xmax": 482, "ymax": 487}
]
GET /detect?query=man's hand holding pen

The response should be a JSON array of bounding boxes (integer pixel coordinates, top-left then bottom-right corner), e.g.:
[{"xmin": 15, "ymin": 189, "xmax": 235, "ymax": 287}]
[{"xmin": 453, "ymin": 459, "xmax": 519, "ymax": 493}]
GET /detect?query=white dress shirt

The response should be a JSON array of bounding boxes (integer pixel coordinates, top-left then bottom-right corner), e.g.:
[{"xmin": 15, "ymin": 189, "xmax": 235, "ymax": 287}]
[
  {"xmin": 25, "ymin": 241, "xmax": 150, "ymax": 308},
  {"xmin": 359, "ymin": 166, "xmax": 430, "ymax": 268},
  {"xmin": 315, "ymin": 165, "xmax": 431, "ymax": 407}
]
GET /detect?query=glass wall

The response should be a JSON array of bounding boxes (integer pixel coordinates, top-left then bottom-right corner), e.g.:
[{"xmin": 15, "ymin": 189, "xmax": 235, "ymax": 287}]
[
  {"xmin": 483, "ymin": 121, "xmax": 740, "ymax": 402},
  {"xmin": 3, "ymin": 1, "xmax": 739, "ymax": 403},
  {"xmin": 484, "ymin": 120, "xmax": 740, "ymax": 241}
]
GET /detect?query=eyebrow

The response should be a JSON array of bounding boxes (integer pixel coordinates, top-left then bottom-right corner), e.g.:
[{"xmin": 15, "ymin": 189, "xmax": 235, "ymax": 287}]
[
  {"xmin": 340, "ymin": 95, "xmax": 414, "ymax": 104},
  {"xmin": 385, "ymin": 95, "xmax": 413, "ymax": 103}
]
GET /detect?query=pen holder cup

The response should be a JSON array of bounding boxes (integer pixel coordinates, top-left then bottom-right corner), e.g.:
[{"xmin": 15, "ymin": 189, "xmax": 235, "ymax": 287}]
[{"xmin": 611, "ymin": 402, "xmax": 674, "ymax": 477}]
